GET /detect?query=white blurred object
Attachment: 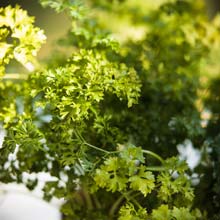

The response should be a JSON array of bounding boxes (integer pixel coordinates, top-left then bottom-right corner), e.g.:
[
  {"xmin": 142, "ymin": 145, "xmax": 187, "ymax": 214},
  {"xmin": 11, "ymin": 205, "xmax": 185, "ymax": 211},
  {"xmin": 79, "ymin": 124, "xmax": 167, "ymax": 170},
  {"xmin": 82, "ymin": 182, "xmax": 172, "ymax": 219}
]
[
  {"xmin": 0, "ymin": 188, "xmax": 61, "ymax": 220},
  {"xmin": 0, "ymin": 127, "xmax": 6, "ymax": 148},
  {"xmin": 0, "ymin": 180, "xmax": 62, "ymax": 220},
  {"xmin": 0, "ymin": 128, "xmax": 61, "ymax": 220},
  {"xmin": 24, "ymin": 62, "xmax": 35, "ymax": 72},
  {"xmin": 177, "ymin": 139, "xmax": 201, "ymax": 169}
]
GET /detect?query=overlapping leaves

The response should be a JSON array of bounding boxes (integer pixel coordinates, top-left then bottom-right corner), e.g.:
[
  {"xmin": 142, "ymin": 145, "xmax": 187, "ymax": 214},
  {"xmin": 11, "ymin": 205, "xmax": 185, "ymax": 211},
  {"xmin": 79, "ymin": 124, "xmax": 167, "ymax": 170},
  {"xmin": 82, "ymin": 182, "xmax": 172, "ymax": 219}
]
[
  {"xmin": 1, "ymin": 1, "xmax": 218, "ymax": 220},
  {"xmin": 94, "ymin": 146, "xmax": 155, "ymax": 196},
  {"xmin": 31, "ymin": 49, "xmax": 141, "ymax": 122},
  {"xmin": 0, "ymin": 5, "xmax": 46, "ymax": 75}
]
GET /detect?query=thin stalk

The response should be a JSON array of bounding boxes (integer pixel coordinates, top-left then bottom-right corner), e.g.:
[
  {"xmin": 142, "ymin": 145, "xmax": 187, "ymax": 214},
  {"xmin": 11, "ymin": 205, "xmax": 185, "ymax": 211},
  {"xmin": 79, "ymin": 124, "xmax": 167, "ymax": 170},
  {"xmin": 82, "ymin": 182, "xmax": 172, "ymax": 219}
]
[
  {"xmin": 142, "ymin": 149, "xmax": 164, "ymax": 163},
  {"xmin": 93, "ymin": 194, "xmax": 101, "ymax": 209},
  {"xmin": 109, "ymin": 191, "xmax": 133, "ymax": 216},
  {"xmin": 75, "ymin": 128, "xmax": 164, "ymax": 164},
  {"xmin": 74, "ymin": 128, "xmax": 85, "ymax": 143},
  {"xmin": 83, "ymin": 189, "xmax": 93, "ymax": 210},
  {"xmin": 108, "ymin": 150, "xmax": 121, "ymax": 154},
  {"xmin": 83, "ymin": 142, "xmax": 110, "ymax": 154},
  {"xmin": 123, "ymin": 192, "xmax": 142, "ymax": 209},
  {"xmin": 145, "ymin": 166, "xmax": 168, "ymax": 171},
  {"xmin": 74, "ymin": 128, "xmax": 164, "ymax": 164},
  {"xmin": 109, "ymin": 194, "xmax": 125, "ymax": 216}
]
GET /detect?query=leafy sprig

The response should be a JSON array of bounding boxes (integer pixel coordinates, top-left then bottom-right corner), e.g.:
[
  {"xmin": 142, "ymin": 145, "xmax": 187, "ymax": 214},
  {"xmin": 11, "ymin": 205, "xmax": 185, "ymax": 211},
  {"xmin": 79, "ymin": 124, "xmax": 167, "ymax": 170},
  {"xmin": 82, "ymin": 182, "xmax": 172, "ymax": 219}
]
[{"xmin": 0, "ymin": 5, "xmax": 46, "ymax": 76}]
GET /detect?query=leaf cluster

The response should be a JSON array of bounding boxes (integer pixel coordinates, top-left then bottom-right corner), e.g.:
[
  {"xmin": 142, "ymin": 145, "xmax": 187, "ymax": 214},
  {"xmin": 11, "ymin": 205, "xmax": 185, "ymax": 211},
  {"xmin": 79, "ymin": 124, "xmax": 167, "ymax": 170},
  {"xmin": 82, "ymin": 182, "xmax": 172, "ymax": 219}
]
[
  {"xmin": 0, "ymin": 5, "xmax": 46, "ymax": 76},
  {"xmin": 1, "ymin": 0, "xmax": 220, "ymax": 219}
]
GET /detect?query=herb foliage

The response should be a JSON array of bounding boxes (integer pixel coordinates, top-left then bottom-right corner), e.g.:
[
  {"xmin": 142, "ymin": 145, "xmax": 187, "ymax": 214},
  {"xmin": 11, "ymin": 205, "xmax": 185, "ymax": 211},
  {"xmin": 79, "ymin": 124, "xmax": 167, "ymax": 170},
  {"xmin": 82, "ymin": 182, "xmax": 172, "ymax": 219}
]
[{"xmin": 0, "ymin": 0, "xmax": 220, "ymax": 219}]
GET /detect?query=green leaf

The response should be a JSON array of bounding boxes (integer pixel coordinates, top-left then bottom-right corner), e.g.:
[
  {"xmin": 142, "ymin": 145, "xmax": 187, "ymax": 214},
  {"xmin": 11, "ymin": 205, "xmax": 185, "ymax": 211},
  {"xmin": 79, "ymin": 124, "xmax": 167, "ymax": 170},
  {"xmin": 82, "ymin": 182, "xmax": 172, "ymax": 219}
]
[
  {"xmin": 94, "ymin": 157, "xmax": 128, "ymax": 192},
  {"xmin": 129, "ymin": 165, "xmax": 155, "ymax": 196},
  {"xmin": 151, "ymin": 205, "xmax": 171, "ymax": 220},
  {"xmin": 120, "ymin": 145, "xmax": 145, "ymax": 163},
  {"xmin": 0, "ymin": 5, "xmax": 46, "ymax": 76},
  {"xmin": 172, "ymin": 207, "xmax": 196, "ymax": 220},
  {"xmin": 119, "ymin": 203, "xmax": 148, "ymax": 220}
]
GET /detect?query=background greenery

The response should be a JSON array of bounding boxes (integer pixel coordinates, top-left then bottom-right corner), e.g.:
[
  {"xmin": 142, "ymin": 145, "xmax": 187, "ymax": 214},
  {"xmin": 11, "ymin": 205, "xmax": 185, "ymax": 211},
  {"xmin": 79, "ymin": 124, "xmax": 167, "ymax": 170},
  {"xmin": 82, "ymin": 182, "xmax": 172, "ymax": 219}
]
[{"xmin": 1, "ymin": 0, "xmax": 220, "ymax": 219}]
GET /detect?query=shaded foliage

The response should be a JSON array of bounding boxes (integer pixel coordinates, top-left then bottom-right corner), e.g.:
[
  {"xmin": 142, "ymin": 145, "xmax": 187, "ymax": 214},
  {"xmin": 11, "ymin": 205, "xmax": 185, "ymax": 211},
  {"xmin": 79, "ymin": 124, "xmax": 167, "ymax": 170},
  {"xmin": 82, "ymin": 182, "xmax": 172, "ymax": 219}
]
[{"xmin": 0, "ymin": 0, "xmax": 220, "ymax": 219}]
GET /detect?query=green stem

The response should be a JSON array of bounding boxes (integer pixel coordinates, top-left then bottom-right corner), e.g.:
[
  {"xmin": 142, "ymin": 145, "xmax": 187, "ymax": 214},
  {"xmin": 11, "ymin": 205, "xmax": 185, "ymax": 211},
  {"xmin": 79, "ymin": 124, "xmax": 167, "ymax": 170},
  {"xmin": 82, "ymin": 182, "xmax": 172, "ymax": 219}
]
[
  {"xmin": 74, "ymin": 129, "xmax": 114, "ymax": 155},
  {"xmin": 84, "ymin": 142, "xmax": 110, "ymax": 154},
  {"xmin": 142, "ymin": 149, "xmax": 164, "ymax": 163},
  {"xmin": 93, "ymin": 194, "xmax": 101, "ymax": 209},
  {"xmin": 84, "ymin": 143, "xmax": 164, "ymax": 164},
  {"xmin": 109, "ymin": 191, "xmax": 133, "ymax": 216},
  {"xmin": 83, "ymin": 188, "xmax": 93, "ymax": 210},
  {"xmin": 74, "ymin": 127, "xmax": 164, "ymax": 164},
  {"xmin": 145, "ymin": 166, "xmax": 168, "ymax": 171},
  {"xmin": 75, "ymin": 128, "xmax": 164, "ymax": 164},
  {"xmin": 108, "ymin": 150, "xmax": 121, "ymax": 154},
  {"xmin": 109, "ymin": 194, "xmax": 125, "ymax": 216},
  {"xmin": 123, "ymin": 192, "xmax": 142, "ymax": 209},
  {"xmin": 74, "ymin": 128, "xmax": 85, "ymax": 143}
]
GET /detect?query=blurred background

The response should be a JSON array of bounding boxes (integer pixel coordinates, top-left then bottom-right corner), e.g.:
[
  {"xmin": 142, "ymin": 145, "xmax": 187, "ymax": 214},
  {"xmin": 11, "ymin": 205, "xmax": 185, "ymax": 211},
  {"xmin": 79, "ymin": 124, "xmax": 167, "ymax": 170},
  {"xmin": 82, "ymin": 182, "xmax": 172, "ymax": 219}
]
[
  {"xmin": 0, "ymin": 1, "xmax": 68, "ymax": 219},
  {"xmin": 0, "ymin": 0, "xmax": 220, "ymax": 220},
  {"xmin": 0, "ymin": 0, "xmax": 71, "ymax": 60}
]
